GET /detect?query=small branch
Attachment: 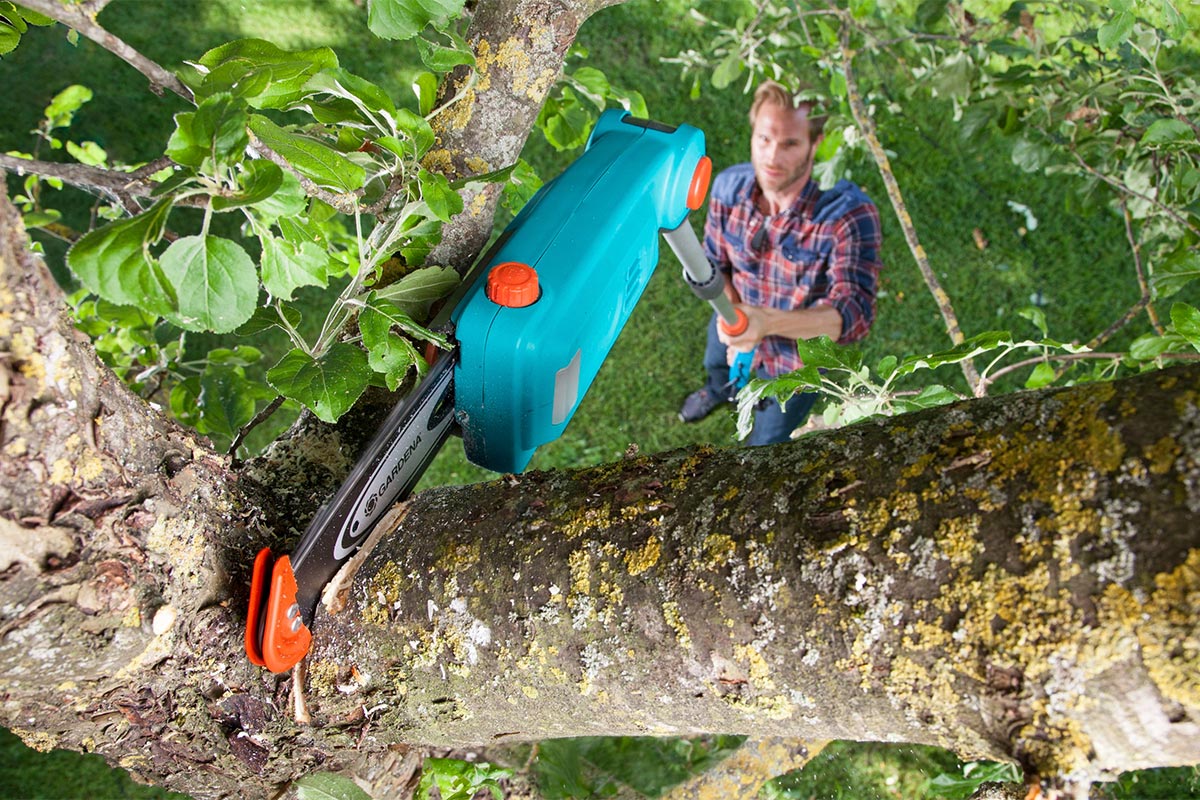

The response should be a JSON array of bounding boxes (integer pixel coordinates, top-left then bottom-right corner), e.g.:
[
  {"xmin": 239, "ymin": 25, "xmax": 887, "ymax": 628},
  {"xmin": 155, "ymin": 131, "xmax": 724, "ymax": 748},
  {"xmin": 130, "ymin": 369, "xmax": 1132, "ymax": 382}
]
[
  {"xmin": 980, "ymin": 350, "xmax": 1200, "ymax": 393},
  {"xmin": 228, "ymin": 395, "xmax": 286, "ymax": 463},
  {"xmin": 1069, "ymin": 149, "xmax": 1200, "ymax": 238},
  {"xmin": 17, "ymin": 0, "xmax": 192, "ymax": 102},
  {"xmin": 246, "ymin": 132, "xmax": 363, "ymax": 215},
  {"xmin": 837, "ymin": 19, "xmax": 982, "ymax": 395},
  {"xmin": 0, "ymin": 153, "xmax": 153, "ymax": 206}
]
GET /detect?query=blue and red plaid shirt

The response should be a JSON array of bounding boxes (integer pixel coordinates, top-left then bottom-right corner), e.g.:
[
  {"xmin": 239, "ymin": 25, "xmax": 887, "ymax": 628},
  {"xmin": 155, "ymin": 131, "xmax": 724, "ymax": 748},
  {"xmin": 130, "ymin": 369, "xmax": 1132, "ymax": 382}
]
[{"xmin": 703, "ymin": 164, "xmax": 883, "ymax": 377}]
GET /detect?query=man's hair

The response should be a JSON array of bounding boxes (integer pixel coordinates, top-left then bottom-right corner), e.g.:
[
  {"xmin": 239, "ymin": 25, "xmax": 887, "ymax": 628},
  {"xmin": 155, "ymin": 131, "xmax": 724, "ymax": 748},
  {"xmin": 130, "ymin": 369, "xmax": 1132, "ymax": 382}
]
[{"xmin": 749, "ymin": 80, "xmax": 827, "ymax": 142}]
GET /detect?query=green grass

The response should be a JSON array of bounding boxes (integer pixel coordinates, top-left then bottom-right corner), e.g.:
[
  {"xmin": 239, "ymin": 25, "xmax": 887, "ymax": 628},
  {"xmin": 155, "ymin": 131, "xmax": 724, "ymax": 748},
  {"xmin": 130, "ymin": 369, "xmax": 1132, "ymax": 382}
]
[{"xmin": 2, "ymin": 0, "xmax": 1200, "ymax": 798}]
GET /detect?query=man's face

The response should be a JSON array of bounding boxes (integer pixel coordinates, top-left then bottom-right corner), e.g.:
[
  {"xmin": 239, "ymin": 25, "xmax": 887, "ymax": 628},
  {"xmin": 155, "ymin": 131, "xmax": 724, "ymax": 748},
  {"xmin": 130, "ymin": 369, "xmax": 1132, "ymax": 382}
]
[{"xmin": 750, "ymin": 102, "xmax": 821, "ymax": 198}]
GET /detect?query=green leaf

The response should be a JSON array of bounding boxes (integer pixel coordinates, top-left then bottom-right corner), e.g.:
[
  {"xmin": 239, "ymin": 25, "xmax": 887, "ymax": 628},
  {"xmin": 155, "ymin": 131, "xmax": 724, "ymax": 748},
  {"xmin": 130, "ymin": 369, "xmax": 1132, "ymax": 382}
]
[
  {"xmin": 571, "ymin": 66, "xmax": 611, "ymax": 112},
  {"xmin": 1129, "ymin": 331, "xmax": 1187, "ymax": 360},
  {"xmin": 21, "ymin": 209, "xmax": 61, "ymax": 229},
  {"xmin": 1024, "ymin": 361, "xmax": 1057, "ymax": 389},
  {"xmin": 249, "ymin": 114, "xmax": 366, "ymax": 192},
  {"xmin": 302, "ymin": 68, "xmax": 398, "ymax": 125},
  {"xmin": 213, "ymin": 160, "xmax": 284, "ymax": 211},
  {"xmin": 537, "ymin": 88, "xmax": 592, "ymax": 151},
  {"xmin": 237, "ymin": 303, "xmax": 303, "ymax": 336},
  {"xmin": 795, "ymin": 336, "xmax": 861, "ymax": 371},
  {"xmin": 267, "ymin": 344, "xmax": 370, "ymax": 423},
  {"xmin": 416, "ymin": 33, "xmax": 475, "ymax": 72},
  {"xmin": 915, "ymin": 0, "xmax": 950, "ymax": 29},
  {"xmin": 1161, "ymin": 0, "xmax": 1188, "ymax": 39},
  {"xmin": 1098, "ymin": 11, "xmax": 1135, "ymax": 50},
  {"xmin": 167, "ymin": 93, "xmax": 249, "ymax": 169},
  {"xmin": 0, "ymin": 20, "xmax": 20, "ymax": 56},
  {"xmin": 501, "ymin": 158, "xmax": 543, "ymax": 217},
  {"xmin": 394, "ymin": 109, "xmax": 435, "ymax": 157},
  {"xmin": 360, "ymin": 298, "xmax": 423, "ymax": 390},
  {"xmin": 371, "ymin": 265, "xmax": 459, "ymax": 317},
  {"xmin": 260, "ymin": 233, "xmax": 329, "ymax": 301},
  {"xmin": 196, "ymin": 38, "xmax": 338, "ymax": 109},
  {"xmin": 419, "ymin": 758, "xmax": 511, "ymax": 800},
  {"xmin": 1140, "ymin": 118, "xmax": 1195, "ymax": 149},
  {"xmin": 412, "ymin": 72, "xmax": 439, "ymax": 116},
  {"xmin": 66, "ymin": 140, "xmax": 107, "ymax": 167},
  {"xmin": 248, "ymin": 168, "xmax": 307, "ymax": 220},
  {"xmin": 1018, "ymin": 306, "xmax": 1049, "ymax": 337},
  {"xmin": 1152, "ymin": 248, "xmax": 1200, "ymax": 298},
  {"xmin": 43, "ymin": 84, "xmax": 93, "ymax": 130},
  {"xmin": 293, "ymin": 772, "xmax": 373, "ymax": 800},
  {"xmin": 66, "ymin": 200, "xmax": 176, "ymax": 316},
  {"xmin": 1170, "ymin": 302, "xmax": 1200, "ymax": 351},
  {"xmin": 159, "ymin": 235, "xmax": 258, "ymax": 333},
  {"xmin": 711, "ymin": 52, "xmax": 742, "ymax": 90},
  {"xmin": 367, "ymin": 0, "xmax": 467, "ymax": 40},
  {"xmin": 417, "ymin": 167, "xmax": 463, "ymax": 221},
  {"xmin": 196, "ymin": 363, "xmax": 260, "ymax": 440}
]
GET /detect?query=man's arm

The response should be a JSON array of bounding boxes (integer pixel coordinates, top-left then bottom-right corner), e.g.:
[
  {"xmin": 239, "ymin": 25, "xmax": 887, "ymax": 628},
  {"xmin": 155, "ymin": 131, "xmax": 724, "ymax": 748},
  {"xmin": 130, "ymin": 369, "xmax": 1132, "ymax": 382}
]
[{"xmin": 718, "ymin": 302, "xmax": 842, "ymax": 352}]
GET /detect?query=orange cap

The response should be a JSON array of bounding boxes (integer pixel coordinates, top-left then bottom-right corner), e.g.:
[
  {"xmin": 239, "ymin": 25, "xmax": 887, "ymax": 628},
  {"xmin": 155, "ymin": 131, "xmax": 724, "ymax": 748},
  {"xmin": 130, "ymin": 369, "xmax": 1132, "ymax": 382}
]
[
  {"xmin": 718, "ymin": 308, "xmax": 749, "ymax": 336},
  {"xmin": 487, "ymin": 262, "xmax": 539, "ymax": 308},
  {"xmin": 687, "ymin": 156, "xmax": 712, "ymax": 211}
]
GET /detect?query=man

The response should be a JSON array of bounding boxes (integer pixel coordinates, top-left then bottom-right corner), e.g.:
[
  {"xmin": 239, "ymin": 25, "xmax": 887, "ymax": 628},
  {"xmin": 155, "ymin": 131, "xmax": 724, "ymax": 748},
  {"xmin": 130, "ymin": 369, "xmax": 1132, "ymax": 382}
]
[{"xmin": 678, "ymin": 80, "xmax": 883, "ymax": 445}]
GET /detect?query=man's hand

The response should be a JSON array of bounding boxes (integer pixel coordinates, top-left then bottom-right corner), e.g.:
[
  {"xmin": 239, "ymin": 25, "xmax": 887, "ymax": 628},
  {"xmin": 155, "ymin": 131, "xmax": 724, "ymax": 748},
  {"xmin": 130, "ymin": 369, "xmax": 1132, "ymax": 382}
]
[
  {"xmin": 719, "ymin": 302, "xmax": 844, "ymax": 353},
  {"xmin": 717, "ymin": 304, "xmax": 766, "ymax": 353}
]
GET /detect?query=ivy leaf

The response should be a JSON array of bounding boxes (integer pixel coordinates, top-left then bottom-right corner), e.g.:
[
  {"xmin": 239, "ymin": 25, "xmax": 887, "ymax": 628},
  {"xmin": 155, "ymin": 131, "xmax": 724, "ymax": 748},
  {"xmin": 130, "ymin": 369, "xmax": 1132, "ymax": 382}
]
[
  {"xmin": 249, "ymin": 114, "xmax": 366, "ymax": 192},
  {"xmin": 66, "ymin": 200, "xmax": 176, "ymax": 317},
  {"xmin": 160, "ymin": 235, "xmax": 258, "ymax": 333},
  {"xmin": 1170, "ymin": 302, "xmax": 1200, "ymax": 352},
  {"xmin": 371, "ymin": 265, "xmax": 459, "ymax": 317},
  {"xmin": 367, "ymin": 0, "xmax": 467, "ymax": 40},
  {"xmin": 260, "ymin": 233, "xmax": 329, "ymax": 301},
  {"xmin": 293, "ymin": 772, "xmax": 373, "ymax": 800},
  {"xmin": 417, "ymin": 167, "xmax": 463, "ymax": 222},
  {"xmin": 267, "ymin": 344, "xmax": 370, "ymax": 423}
]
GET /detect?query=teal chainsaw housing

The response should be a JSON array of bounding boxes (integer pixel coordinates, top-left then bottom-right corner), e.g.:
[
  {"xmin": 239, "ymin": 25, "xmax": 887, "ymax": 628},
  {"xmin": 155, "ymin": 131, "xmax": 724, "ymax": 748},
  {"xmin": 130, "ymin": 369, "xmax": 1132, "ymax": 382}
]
[{"xmin": 451, "ymin": 109, "xmax": 708, "ymax": 473}]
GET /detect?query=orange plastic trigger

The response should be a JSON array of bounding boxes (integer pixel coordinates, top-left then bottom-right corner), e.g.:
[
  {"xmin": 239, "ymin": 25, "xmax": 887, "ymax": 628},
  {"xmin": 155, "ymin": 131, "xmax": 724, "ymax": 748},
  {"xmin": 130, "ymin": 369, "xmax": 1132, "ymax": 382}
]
[
  {"xmin": 245, "ymin": 547, "xmax": 273, "ymax": 667},
  {"xmin": 259, "ymin": 556, "xmax": 313, "ymax": 674}
]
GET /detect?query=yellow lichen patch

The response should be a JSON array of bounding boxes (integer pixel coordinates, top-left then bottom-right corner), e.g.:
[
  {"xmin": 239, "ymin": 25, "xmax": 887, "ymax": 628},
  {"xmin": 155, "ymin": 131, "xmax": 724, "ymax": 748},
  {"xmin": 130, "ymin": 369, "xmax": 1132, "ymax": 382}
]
[
  {"xmin": 49, "ymin": 458, "xmax": 74, "ymax": 485},
  {"xmin": 11, "ymin": 728, "xmax": 57, "ymax": 753},
  {"xmin": 935, "ymin": 514, "xmax": 983, "ymax": 568},
  {"xmin": 886, "ymin": 654, "xmax": 961, "ymax": 741},
  {"xmin": 561, "ymin": 506, "xmax": 611, "ymax": 540},
  {"xmin": 568, "ymin": 548, "xmax": 591, "ymax": 598},
  {"xmin": 362, "ymin": 561, "xmax": 409, "ymax": 624},
  {"xmin": 1138, "ymin": 548, "xmax": 1200, "ymax": 709},
  {"xmin": 422, "ymin": 148, "xmax": 456, "ymax": 174},
  {"xmin": 662, "ymin": 601, "xmax": 691, "ymax": 649},
  {"xmin": 306, "ymin": 659, "xmax": 341, "ymax": 698},
  {"xmin": 1145, "ymin": 437, "xmax": 1181, "ymax": 475},
  {"xmin": 1014, "ymin": 713, "xmax": 1095, "ymax": 776},
  {"xmin": 624, "ymin": 535, "xmax": 661, "ymax": 576},
  {"xmin": 733, "ymin": 643, "xmax": 773, "ymax": 688}
]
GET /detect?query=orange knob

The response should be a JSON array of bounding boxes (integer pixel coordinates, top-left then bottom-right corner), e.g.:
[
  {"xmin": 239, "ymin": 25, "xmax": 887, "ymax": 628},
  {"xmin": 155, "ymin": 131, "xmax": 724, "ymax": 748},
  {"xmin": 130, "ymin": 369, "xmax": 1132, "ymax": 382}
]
[
  {"xmin": 718, "ymin": 308, "xmax": 749, "ymax": 337},
  {"xmin": 487, "ymin": 262, "xmax": 539, "ymax": 308},
  {"xmin": 687, "ymin": 156, "xmax": 712, "ymax": 211}
]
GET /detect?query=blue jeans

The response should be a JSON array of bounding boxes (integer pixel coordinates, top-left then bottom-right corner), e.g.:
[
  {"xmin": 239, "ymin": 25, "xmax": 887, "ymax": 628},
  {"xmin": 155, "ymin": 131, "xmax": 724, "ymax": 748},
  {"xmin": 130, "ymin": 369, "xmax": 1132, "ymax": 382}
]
[{"xmin": 702, "ymin": 314, "xmax": 817, "ymax": 446}]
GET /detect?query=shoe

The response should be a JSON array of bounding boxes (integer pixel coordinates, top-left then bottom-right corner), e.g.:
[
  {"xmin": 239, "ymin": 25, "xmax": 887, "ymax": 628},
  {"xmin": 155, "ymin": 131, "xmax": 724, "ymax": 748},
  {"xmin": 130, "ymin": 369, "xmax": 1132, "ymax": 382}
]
[{"xmin": 678, "ymin": 388, "xmax": 727, "ymax": 423}]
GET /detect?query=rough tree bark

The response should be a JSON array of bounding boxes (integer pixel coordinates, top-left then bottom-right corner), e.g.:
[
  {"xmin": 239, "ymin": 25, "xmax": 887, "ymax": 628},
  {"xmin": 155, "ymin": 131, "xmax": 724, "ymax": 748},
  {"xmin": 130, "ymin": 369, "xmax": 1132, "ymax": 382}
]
[{"xmin": 1, "ymin": 3, "xmax": 1198, "ymax": 800}]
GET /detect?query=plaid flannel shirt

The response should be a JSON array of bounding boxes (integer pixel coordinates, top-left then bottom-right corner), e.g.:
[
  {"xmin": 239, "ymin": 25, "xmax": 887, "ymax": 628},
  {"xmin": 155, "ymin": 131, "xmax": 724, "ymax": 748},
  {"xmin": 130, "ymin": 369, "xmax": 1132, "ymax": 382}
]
[{"xmin": 703, "ymin": 164, "xmax": 883, "ymax": 378}]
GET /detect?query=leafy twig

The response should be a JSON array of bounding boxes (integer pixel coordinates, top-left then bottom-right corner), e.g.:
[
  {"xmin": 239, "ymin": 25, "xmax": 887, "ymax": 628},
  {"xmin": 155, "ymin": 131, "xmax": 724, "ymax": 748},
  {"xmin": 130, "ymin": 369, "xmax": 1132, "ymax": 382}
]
[
  {"xmin": 0, "ymin": 153, "xmax": 169, "ymax": 214},
  {"xmin": 228, "ymin": 395, "xmax": 285, "ymax": 463},
  {"xmin": 17, "ymin": 0, "xmax": 192, "ymax": 101},
  {"xmin": 837, "ymin": 17, "xmax": 982, "ymax": 395}
]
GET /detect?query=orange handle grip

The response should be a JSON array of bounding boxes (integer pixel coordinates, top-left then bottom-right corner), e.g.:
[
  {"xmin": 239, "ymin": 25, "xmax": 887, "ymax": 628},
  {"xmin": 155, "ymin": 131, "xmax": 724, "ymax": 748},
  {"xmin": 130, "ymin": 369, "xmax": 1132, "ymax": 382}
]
[{"xmin": 718, "ymin": 308, "xmax": 749, "ymax": 337}]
